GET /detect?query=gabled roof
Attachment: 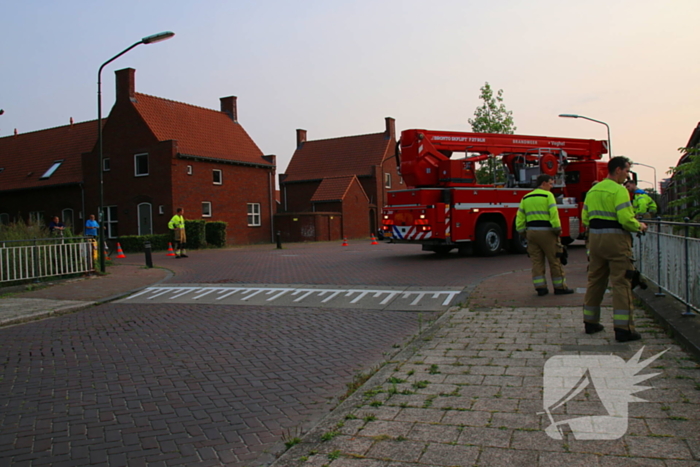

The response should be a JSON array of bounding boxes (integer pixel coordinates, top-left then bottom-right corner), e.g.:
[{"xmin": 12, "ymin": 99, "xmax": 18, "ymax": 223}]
[
  {"xmin": 284, "ymin": 132, "xmax": 392, "ymax": 182},
  {"xmin": 0, "ymin": 120, "xmax": 98, "ymax": 192},
  {"xmin": 310, "ymin": 176, "xmax": 366, "ymax": 202},
  {"xmin": 132, "ymin": 93, "xmax": 270, "ymax": 166}
]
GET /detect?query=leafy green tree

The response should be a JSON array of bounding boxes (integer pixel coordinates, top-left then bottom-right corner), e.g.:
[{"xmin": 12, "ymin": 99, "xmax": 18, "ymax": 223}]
[
  {"xmin": 468, "ymin": 82, "xmax": 516, "ymax": 184},
  {"xmin": 666, "ymin": 146, "xmax": 700, "ymax": 222}
]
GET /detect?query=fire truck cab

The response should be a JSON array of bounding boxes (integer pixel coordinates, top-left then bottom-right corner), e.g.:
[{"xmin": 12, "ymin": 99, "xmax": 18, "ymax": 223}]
[{"xmin": 382, "ymin": 129, "xmax": 609, "ymax": 255}]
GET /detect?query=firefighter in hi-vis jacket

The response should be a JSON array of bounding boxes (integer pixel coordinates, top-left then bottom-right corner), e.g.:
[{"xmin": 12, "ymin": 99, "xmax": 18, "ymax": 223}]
[
  {"xmin": 516, "ymin": 174, "xmax": 574, "ymax": 297},
  {"xmin": 582, "ymin": 156, "xmax": 648, "ymax": 342}
]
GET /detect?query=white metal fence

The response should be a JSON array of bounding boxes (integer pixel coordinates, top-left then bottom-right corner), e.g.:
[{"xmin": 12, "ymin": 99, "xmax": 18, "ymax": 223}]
[
  {"xmin": 0, "ymin": 237, "xmax": 95, "ymax": 283},
  {"xmin": 635, "ymin": 220, "xmax": 700, "ymax": 315}
]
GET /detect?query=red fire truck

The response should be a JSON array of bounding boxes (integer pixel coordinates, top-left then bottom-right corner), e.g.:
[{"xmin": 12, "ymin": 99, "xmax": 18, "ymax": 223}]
[{"xmin": 381, "ymin": 129, "xmax": 609, "ymax": 255}]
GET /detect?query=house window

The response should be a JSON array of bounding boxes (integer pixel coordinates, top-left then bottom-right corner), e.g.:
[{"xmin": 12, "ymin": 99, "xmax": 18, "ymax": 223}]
[
  {"xmin": 29, "ymin": 211, "xmax": 45, "ymax": 225},
  {"xmin": 202, "ymin": 201, "xmax": 212, "ymax": 218},
  {"xmin": 247, "ymin": 203, "xmax": 261, "ymax": 227},
  {"xmin": 385, "ymin": 172, "xmax": 391, "ymax": 188},
  {"xmin": 0, "ymin": 213, "xmax": 9, "ymax": 225},
  {"xmin": 134, "ymin": 153, "xmax": 149, "ymax": 177},
  {"xmin": 213, "ymin": 169, "xmax": 222, "ymax": 185},
  {"xmin": 61, "ymin": 208, "xmax": 74, "ymax": 230},
  {"xmin": 40, "ymin": 160, "xmax": 63, "ymax": 180},
  {"xmin": 103, "ymin": 158, "xmax": 111, "ymax": 172},
  {"xmin": 187, "ymin": 165, "xmax": 193, "ymax": 175},
  {"xmin": 158, "ymin": 205, "xmax": 165, "ymax": 215},
  {"xmin": 102, "ymin": 206, "xmax": 118, "ymax": 239}
]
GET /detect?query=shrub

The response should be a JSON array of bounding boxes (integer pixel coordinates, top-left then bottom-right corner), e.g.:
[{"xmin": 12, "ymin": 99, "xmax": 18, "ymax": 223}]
[
  {"xmin": 118, "ymin": 234, "xmax": 169, "ymax": 252},
  {"xmin": 185, "ymin": 220, "xmax": 206, "ymax": 249},
  {"xmin": 205, "ymin": 221, "xmax": 227, "ymax": 248}
]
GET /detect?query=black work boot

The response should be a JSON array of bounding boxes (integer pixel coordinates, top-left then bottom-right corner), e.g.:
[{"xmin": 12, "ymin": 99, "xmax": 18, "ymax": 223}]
[
  {"xmin": 615, "ymin": 328, "xmax": 642, "ymax": 342},
  {"xmin": 554, "ymin": 288, "xmax": 575, "ymax": 295},
  {"xmin": 536, "ymin": 288, "xmax": 549, "ymax": 296},
  {"xmin": 585, "ymin": 323, "xmax": 605, "ymax": 334}
]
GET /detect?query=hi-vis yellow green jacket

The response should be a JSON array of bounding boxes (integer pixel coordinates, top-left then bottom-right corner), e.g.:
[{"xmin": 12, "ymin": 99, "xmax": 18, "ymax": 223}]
[
  {"xmin": 516, "ymin": 188, "xmax": 560, "ymax": 233},
  {"xmin": 583, "ymin": 179, "xmax": 641, "ymax": 232}
]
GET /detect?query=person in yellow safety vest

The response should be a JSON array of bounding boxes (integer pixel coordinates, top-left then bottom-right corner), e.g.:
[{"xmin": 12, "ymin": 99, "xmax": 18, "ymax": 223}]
[
  {"xmin": 516, "ymin": 174, "xmax": 574, "ymax": 297},
  {"xmin": 583, "ymin": 156, "xmax": 647, "ymax": 342},
  {"xmin": 623, "ymin": 180, "xmax": 657, "ymax": 219},
  {"xmin": 168, "ymin": 207, "xmax": 188, "ymax": 258}
]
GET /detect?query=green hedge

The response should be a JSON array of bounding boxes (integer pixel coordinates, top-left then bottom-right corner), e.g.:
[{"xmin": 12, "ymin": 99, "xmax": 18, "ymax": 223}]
[
  {"xmin": 118, "ymin": 220, "xmax": 227, "ymax": 252},
  {"xmin": 185, "ymin": 220, "xmax": 206, "ymax": 249},
  {"xmin": 205, "ymin": 221, "xmax": 227, "ymax": 248},
  {"xmin": 118, "ymin": 234, "xmax": 170, "ymax": 252}
]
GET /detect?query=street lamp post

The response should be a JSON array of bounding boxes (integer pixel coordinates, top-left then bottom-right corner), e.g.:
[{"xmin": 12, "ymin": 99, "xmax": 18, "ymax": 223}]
[
  {"xmin": 559, "ymin": 114, "xmax": 612, "ymax": 159},
  {"xmin": 97, "ymin": 31, "xmax": 174, "ymax": 273},
  {"xmin": 632, "ymin": 162, "xmax": 657, "ymax": 193}
]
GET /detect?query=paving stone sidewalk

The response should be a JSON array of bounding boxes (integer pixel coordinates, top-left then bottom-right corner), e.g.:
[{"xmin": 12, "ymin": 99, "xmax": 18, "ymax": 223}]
[{"xmin": 274, "ymin": 306, "xmax": 700, "ymax": 467}]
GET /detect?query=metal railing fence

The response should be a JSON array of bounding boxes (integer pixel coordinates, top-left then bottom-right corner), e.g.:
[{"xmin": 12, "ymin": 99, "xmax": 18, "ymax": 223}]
[
  {"xmin": 0, "ymin": 237, "xmax": 95, "ymax": 283},
  {"xmin": 635, "ymin": 218, "xmax": 700, "ymax": 315}
]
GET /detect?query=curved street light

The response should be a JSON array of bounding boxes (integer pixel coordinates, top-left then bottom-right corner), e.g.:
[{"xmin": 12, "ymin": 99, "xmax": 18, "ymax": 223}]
[
  {"xmin": 632, "ymin": 162, "xmax": 657, "ymax": 193},
  {"xmin": 559, "ymin": 114, "xmax": 612, "ymax": 160},
  {"xmin": 97, "ymin": 31, "xmax": 175, "ymax": 273}
]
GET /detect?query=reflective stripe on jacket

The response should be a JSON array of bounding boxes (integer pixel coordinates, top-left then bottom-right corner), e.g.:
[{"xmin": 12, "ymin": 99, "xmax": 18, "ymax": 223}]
[
  {"xmin": 516, "ymin": 188, "xmax": 560, "ymax": 233},
  {"xmin": 582, "ymin": 179, "xmax": 640, "ymax": 232}
]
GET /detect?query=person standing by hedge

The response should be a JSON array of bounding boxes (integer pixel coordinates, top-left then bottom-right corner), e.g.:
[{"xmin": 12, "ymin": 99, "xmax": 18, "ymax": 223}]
[{"xmin": 168, "ymin": 208, "xmax": 188, "ymax": 258}]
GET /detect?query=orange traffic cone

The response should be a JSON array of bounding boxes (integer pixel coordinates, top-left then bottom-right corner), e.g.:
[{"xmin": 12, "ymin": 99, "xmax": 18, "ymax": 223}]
[
  {"xmin": 104, "ymin": 246, "xmax": 111, "ymax": 261},
  {"xmin": 115, "ymin": 243, "xmax": 126, "ymax": 258},
  {"xmin": 342, "ymin": 237, "xmax": 348, "ymax": 247},
  {"xmin": 166, "ymin": 243, "xmax": 177, "ymax": 256},
  {"xmin": 370, "ymin": 233, "xmax": 379, "ymax": 245}
]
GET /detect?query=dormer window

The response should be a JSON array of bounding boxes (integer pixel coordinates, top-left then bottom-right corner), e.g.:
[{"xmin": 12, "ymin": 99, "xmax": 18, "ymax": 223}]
[{"xmin": 40, "ymin": 160, "xmax": 63, "ymax": 180}]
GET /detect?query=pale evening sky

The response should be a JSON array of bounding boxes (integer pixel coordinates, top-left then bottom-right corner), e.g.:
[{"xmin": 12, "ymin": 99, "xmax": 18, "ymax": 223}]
[{"xmin": 2, "ymin": 0, "xmax": 698, "ymax": 190}]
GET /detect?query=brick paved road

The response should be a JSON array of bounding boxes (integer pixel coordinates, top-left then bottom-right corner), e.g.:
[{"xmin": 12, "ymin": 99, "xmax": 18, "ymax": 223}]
[
  {"xmin": 145, "ymin": 242, "xmax": 530, "ymax": 287},
  {"xmin": 0, "ymin": 302, "xmax": 436, "ymax": 466}
]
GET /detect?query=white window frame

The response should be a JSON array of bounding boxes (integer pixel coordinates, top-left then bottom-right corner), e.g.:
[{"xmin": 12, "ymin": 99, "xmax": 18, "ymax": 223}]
[
  {"xmin": 103, "ymin": 158, "xmax": 111, "ymax": 172},
  {"xmin": 385, "ymin": 172, "xmax": 391, "ymax": 189},
  {"xmin": 213, "ymin": 169, "xmax": 223, "ymax": 185},
  {"xmin": 103, "ymin": 206, "xmax": 118, "ymax": 239},
  {"xmin": 134, "ymin": 153, "xmax": 149, "ymax": 177},
  {"xmin": 61, "ymin": 208, "xmax": 74, "ymax": 230},
  {"xmin": 29, "ymin": 211, "xmax": 44, "ymax": 225},
  {"xmin": 158, "ymin": 205, "xmax": 165, "ymax": 215},
  {"xmin": 187, "ymin": 165, "xmax": 193, "ymax": 175},
  {"xmin": 247, "ymin": 203, "xmax": 261, "ymax": 227},
  {"xmin": 202, "ymin": 201, "xmax": 212, "ymax": 218}
]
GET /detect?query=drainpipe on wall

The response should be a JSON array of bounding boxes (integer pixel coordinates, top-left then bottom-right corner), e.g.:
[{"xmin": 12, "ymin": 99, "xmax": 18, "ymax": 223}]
[{"xmin": 269, "ymin": 169, "xmax": 274, "ymax": 243}]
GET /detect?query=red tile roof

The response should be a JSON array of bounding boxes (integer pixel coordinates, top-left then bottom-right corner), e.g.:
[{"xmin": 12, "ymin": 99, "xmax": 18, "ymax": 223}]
[
  {"xmin": 0, "ymin": 120, "xmax": 98, "ymax": 191},
  {"xmin": 132, "ymin": 93, "xmax": 270, "ymax": 165},
  {"xmin": 310, "ymin": 176, "xmax": 366, "ymax": 202},
  {"xmin": 284, "ymin": 132, "xmax": 391, "ymax": 182}
]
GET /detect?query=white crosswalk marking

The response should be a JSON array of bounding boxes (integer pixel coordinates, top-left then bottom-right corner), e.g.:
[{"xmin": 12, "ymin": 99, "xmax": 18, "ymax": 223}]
[{"xmin": 123, "ymin": 285, "xmax": 462, "ymax": 311}]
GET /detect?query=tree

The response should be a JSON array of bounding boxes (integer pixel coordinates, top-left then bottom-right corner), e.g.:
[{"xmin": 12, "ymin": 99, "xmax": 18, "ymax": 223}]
[
  {"xmin": 468, "ymin": 82, "xmax": 516, "ymax": 184},
  {"xmin": 666, "ymin": 146, "xmax": 700, "ymax": 223}
]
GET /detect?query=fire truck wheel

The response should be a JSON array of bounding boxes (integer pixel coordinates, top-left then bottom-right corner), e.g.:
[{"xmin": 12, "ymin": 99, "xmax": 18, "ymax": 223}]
[
  {"xmin": 475, "ymin": 222, "xmax": 503, "ymax": 256},
  {"xmin": 509, "ymin": 232, "xmax": 528, "ymax": 254}
]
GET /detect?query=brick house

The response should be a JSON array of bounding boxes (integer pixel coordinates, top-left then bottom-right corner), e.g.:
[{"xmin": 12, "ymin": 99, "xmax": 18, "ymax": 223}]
[
  {"xmin": 80, "ymin": 68, "xmax": 276, "ymax": 244},
  {"xmin": 659, "ymin": 121, "xmax": 700, "ymax": 217},
  {"xmin": 0, "ymin": 68, "xmax": 275, "ymax": 246},
  {"xmin": 0, "ymin": 119, "xmax": 97, "ymax": 230},
  {"xmin": 277, "ymin": 117, "xmax": 400, "ymax": 240}
]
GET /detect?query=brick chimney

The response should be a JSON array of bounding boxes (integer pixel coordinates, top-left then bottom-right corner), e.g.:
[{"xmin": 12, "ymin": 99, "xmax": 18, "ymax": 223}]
[
  {"xmin": 115, "ymin": 68, "xmax": 136, "ymax": 102},
  {"xmin": 384, "ymin": 117, "xmax": 396, "ymax": 140},
  {"xmin": 296, "ymin": 129, "xmax": 307, "ymax": 149},
  {"xmin": 220, "ymin": 96, "xmax": 238, "ymax": 122}
]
